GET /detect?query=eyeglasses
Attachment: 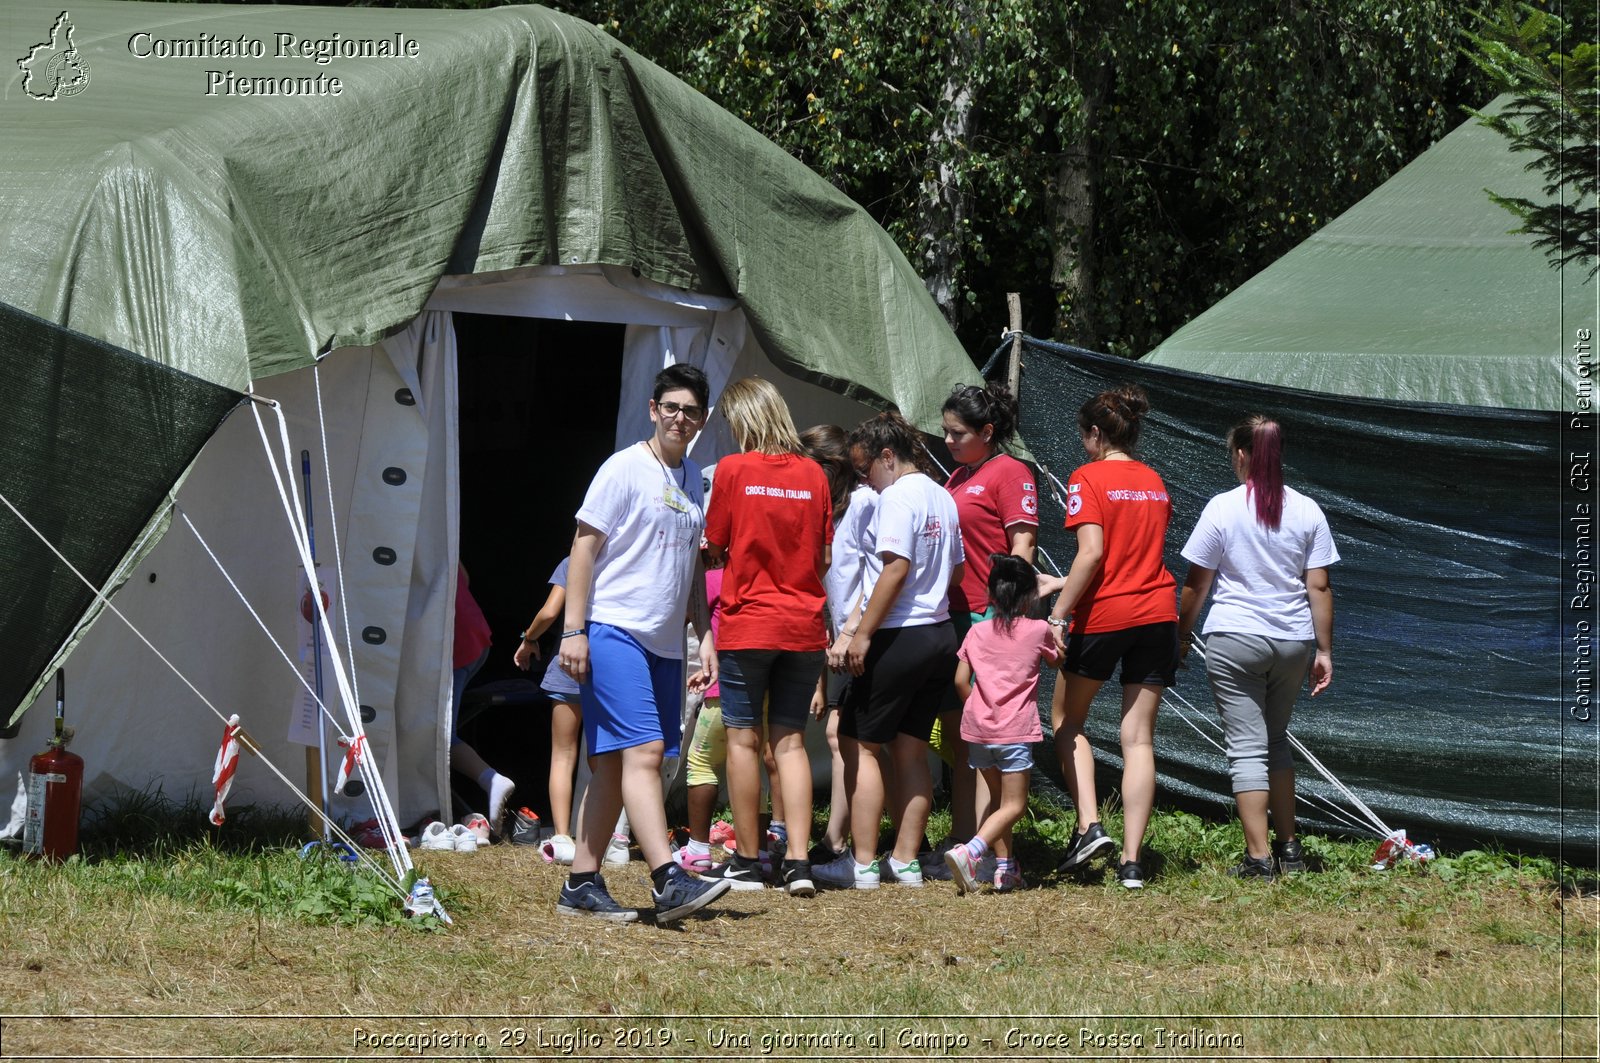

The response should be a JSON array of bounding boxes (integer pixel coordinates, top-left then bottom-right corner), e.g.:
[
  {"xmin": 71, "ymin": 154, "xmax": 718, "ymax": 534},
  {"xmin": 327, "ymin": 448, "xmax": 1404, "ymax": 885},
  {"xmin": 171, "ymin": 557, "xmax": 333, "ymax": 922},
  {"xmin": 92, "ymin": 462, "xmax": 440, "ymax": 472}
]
[{"xmin": 656, "ymin": 400, "xmax": 706, "ymax": 423}]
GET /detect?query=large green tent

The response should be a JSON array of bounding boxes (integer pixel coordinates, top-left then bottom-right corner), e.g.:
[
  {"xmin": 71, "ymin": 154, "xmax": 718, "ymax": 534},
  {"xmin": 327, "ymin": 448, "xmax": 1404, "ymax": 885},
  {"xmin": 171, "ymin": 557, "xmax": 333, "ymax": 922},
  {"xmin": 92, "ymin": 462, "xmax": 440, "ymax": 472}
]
[
  {"xmin": 0, "ymin": 1, "xmax": 978, "ymax": 828},
  {"xmin": 1145, "ymin": 99, "xmax": 1593, "ymax": 411}
]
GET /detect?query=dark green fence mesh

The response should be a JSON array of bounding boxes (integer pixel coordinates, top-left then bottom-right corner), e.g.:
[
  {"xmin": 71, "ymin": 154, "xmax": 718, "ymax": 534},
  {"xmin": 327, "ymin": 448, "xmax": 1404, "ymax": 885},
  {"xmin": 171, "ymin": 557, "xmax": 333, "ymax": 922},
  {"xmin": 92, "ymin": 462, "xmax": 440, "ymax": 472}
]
[
  {"xmin": 1018, "ymin": 337, "xmax": 1590, "ymax": 857},
  {"xmin": 1, "ymin": 302, "xmax": 243, "ymax": 724}
]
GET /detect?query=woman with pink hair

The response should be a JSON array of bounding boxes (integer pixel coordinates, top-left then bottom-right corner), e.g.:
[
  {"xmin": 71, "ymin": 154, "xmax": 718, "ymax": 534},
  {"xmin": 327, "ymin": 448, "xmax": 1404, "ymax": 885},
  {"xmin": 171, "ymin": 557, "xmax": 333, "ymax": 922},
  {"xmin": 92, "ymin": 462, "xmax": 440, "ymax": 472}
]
[{"xmin": 1176, "ymin": 415, "xmax": 1338, "ymax": 879}]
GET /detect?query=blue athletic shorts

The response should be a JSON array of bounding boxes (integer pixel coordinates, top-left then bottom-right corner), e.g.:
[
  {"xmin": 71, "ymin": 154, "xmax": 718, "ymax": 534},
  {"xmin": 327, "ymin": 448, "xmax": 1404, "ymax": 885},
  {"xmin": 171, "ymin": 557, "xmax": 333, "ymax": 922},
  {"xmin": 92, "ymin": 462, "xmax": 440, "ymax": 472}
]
[
  {"xmin": 967, "ymin": 741, "xmax": 1034, "ymax": 773},
  {"xmin": 578, "ymin": 622, "xmax": 684, "ymax": 756}
]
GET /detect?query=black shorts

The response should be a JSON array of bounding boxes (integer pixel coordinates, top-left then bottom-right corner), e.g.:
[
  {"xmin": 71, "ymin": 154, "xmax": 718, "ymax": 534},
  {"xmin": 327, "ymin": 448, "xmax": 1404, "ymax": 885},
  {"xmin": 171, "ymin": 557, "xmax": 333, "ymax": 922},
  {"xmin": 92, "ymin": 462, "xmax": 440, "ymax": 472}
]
[
  {"xmin": 1062, "ymin": 621, "xmax": 1178, "ymax": 686},
  {"xmin": 839, "ymin": 621, "xmax": 957, "ymax": 745}
]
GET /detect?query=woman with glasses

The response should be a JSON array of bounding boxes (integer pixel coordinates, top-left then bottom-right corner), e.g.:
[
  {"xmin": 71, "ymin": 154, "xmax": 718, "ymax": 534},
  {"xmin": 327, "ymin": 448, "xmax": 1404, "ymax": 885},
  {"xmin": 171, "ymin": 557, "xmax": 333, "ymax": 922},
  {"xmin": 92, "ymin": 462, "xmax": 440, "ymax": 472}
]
[
  {"xmin": 700, "ymin": 377, "xmax": 833, "ymax": 897},
  {"xmin": 815, "ymin": 412, "xmax": 964, "ymax": 890},
  {"xmin": 1176, "ymin": 415, "xmax": 1337, "ymax": 879},
  {"xmin": 553, "ymin": 364, "xmax": 731, "ymax": 924}
]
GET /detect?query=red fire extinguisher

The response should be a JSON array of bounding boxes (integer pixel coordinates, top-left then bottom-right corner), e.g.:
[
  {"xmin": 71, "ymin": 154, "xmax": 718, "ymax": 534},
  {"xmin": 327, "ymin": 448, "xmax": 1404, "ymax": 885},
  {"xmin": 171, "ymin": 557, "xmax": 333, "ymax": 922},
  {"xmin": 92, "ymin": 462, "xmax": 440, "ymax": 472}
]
[{"xmin": 24, "ymin": 670, "xmax": 83, "ymax": 861}]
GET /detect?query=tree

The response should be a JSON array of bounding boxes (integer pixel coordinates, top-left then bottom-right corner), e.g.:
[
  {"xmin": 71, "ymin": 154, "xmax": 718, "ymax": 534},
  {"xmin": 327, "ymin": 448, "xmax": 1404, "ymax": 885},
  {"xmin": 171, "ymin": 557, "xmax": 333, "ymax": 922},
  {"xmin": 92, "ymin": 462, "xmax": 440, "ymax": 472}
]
[{"xmin": 1468, "ymin": 2, "xmax": 1600, "ymax": 277}]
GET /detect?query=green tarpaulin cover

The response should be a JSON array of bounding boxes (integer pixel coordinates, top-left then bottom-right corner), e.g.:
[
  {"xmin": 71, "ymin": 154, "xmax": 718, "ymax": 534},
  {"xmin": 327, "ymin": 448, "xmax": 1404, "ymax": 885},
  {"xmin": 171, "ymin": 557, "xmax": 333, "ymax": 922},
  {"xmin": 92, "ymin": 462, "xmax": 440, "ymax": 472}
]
[{"xmin": 0, "ymin": 0, "xmax": 973, "ymax": 426}]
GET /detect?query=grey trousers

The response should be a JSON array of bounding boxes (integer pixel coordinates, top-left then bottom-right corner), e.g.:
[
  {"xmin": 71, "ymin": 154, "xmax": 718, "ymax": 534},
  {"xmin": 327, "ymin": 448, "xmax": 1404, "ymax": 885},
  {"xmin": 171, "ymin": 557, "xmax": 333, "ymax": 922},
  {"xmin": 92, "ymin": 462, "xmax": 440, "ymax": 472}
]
[{"xmin": 1203, "ymin": 632, "xmax": 1315, "ymax": 793}]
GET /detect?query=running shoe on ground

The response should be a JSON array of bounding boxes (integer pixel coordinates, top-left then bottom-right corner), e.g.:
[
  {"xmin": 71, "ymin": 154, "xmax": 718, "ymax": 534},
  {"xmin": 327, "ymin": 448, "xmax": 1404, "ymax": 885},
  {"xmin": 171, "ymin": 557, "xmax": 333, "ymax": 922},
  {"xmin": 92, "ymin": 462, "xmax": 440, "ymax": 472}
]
[
  {"xmin": 1117, "ymin": 860, "xmax": 1146, "ymax": 889},
  {"xmin": 541, "ymin": 833, "xmax": 576, "ymax": 864},
  {"xmin": 1056, "ymin": 821, "xmax": 1115, "ymax": 871},
  {"xmin": 448, "ymin": 823, "xmax": 480, "ymax": 852},
  {"xmin": 1230, "ymin": 854, "xmax": 1276, "ymax": 880},
  {"xmin": 884, "ymin": 857, "xmax": 924, "ymax": 887},
  {"xmin": 813, "ymin": 851, "xmax": 880, "ymax": 890},
  {"xmin": 673, "ymin": 846, "xmax": 712, "ymax": 874},
  {"xmin": 557, "ymin": 876, "xmax": 638, "ymax": 922},
  {"xmin": 1273, "ymin": 837, "xmax": 1307, "ymax": 875},
  {"xmin": 919, "ymin": 845, "xmax": 953, "ymax": 881},
  {"xmin": 808, "ymin": 841, "xmax": 846, "ymax": 866},
  {"xmin": 994, "ymin": 863, "xmax": 1026, "ymax": 893},
  {"xmin": 419, "ymin": 821, "xmax": 455, "ymax": 851},
  {"xmin": 708, "ymin": 820, "xmax": 737, "ymax": 849},
  {"xmin": 780, "ymin": 858, "xmax": 815, "ymax": 897},
  {"xmin": 945, "ymin": 846, "xmax": 981, "ymax": 895},
  {"xmin": 701, "ymin": 853, "xmax": 766, "ymax": 891},
  {"xmin": 652, "ymin": 867, "xmax": 732, "ymax": 923},
  {"xmin": 603, "ymin": 833, "xmax": 630, "ymax": 865},
  {"xmin": 458, "ymin": 813, "xmax": 491, "ymax": 845},
  {"xmin": 509, "ymin": 808, "xmax": 543, "ymax": 847},
  {"xmin": 766, "ymin": 823, "xmax": 789, "ymax": 864}
]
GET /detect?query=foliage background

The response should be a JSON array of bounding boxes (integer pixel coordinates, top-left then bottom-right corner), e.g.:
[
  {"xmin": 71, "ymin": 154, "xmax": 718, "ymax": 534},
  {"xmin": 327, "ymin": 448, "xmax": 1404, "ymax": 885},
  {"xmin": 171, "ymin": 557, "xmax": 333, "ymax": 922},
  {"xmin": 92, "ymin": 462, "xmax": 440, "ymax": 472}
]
[{"xmin": 334, "ymin": 0, "xmax": 1496, "ymax": 358}]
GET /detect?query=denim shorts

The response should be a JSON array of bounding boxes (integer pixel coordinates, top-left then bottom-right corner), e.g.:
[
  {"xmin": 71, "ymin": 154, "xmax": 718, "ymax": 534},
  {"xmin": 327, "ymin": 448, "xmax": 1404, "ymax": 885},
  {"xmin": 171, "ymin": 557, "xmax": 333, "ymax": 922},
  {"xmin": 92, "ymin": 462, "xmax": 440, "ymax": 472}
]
[
  {"xmin": 967, "ymin": 741, "xmax": 1034, "ymax": 773},
  {"xmin": 718, "ymin": 648, "xmax": 825, "ymax": 732}
]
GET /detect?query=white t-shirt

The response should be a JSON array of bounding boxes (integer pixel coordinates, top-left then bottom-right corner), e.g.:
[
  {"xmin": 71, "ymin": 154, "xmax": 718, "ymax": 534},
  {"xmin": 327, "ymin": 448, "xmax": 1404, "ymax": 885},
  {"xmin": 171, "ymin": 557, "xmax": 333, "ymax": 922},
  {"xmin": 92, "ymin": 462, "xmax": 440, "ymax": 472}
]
[
  {"xmin": 824, "ymin": 485, "xmax": 877, "ymax": 633},
  {"xmin": 1181, "ymin": 484, "xmax": 1339, "ymax": 641},
  {"xmin": 577, "ymin": 442, "xmax": 704, "ymax": 659},
  {"xmin": 872, "ymin": 472, "xmax": 964, "ymax": 628}
]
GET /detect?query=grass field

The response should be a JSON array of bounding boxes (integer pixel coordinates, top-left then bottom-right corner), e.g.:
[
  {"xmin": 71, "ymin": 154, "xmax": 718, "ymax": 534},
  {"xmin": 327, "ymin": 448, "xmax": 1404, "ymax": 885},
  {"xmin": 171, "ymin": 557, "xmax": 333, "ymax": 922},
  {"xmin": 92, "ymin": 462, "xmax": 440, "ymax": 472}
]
[{"xmin": 0, "ymin": 796, "xmax": 1595, "ymax": 1061}]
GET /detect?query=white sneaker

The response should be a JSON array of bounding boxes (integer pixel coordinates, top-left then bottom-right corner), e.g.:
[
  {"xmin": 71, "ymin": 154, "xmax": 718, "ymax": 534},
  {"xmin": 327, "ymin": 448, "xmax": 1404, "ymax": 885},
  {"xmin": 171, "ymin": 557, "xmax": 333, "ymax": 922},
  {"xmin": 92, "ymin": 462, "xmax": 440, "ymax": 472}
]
[
  {"xmin": 604, "ymin": 833, "xmax": 630, "ymax": 865},
  {"xmin": 419, "ymin": 821, "xmax": 455, "ymax": 851},
  {"xmin": 449, "ymin": 823, "xmax": 480, "ymax": 852},
  {"xmin": 542, "ymin": 833, "xmax": 576, "ymax": 864}
]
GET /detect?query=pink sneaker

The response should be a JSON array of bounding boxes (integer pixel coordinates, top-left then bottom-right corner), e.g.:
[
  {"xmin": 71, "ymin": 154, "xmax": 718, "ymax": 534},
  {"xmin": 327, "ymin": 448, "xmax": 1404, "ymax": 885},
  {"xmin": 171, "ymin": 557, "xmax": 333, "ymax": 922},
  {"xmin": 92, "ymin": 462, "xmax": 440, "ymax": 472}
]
[
  {"xmin": 708, "ymin": 820, "xmax": 736, "ymax": 849},
  {"xmin": 944, "ymin": 845, "xmax": 981, "ymax": 894},
  {"xmin": 673, "ymin": 847, "xmax": 712, "ymax": 874}
]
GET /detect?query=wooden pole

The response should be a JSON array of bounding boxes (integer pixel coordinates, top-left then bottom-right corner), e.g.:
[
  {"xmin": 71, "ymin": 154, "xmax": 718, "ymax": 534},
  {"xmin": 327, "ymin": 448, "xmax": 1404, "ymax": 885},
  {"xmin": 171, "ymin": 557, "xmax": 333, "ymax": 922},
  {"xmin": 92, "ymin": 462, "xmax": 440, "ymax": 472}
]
[{"xmin": 1005, "ymin": 293, "xmax": 1023, "ymax": 397}]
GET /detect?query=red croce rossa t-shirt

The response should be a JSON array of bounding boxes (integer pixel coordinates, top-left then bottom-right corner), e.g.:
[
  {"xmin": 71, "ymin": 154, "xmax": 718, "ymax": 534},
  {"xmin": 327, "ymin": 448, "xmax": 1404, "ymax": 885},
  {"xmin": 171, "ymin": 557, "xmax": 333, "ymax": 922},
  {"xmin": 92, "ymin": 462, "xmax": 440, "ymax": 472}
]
[
  {"xmin": 1064, "ymin": 459, "xmax": 1177, "ymax": 633},
  {"xmin": 703, "ymin": 451, "xmax": 833, "ymax": 651}
]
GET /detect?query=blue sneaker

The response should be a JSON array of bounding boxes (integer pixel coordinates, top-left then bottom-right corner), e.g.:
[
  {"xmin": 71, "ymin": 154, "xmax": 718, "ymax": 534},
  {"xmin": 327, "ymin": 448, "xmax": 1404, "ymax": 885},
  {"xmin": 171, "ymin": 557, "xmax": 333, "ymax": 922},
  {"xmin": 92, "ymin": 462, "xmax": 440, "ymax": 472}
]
[
  {"xmin": 652, "ymin": 867, "xmax": 732, "ymax": 923},
  {"xmin": 556, "ymin": 876, "xmax": 638, "ymax": 922},
  {"xmin": 812, "ymin": 851, "xmax": 880, "ymax": 890}
]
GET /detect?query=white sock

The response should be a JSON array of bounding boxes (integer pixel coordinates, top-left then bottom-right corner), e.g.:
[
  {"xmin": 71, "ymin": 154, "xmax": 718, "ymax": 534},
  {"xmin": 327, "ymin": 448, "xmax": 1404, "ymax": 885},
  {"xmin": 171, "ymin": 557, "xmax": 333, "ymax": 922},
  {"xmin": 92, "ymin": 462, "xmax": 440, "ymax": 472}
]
[
  {"xmin": 485, "ymin": 774, "xmax": 515, "ymax": 832},
  {"xmin": 687, "ymin": 838, "xmax": 711, "ymax": 857}
]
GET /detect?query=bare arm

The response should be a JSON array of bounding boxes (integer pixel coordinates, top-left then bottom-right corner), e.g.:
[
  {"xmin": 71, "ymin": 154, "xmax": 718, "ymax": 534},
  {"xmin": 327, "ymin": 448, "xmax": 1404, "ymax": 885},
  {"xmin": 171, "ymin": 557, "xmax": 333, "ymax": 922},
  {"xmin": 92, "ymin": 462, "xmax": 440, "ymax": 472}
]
[
  {"xmin": 513, "ymin": 583, "xmax": 566, "ymax": 670},
  {"xmin": 1305, "ymin": 566, "xmax": 1334, "ymax": 696},
  {"xmin": 1006, "ymin": 524, "xmax": 1038, "ymax": 566},
  {"xmin": 1047, "ymin": 523, "xmax": 1105, "ymax": 650},
  {"xmin": 688, "ymin": 554, "xmax": 717, "ymax": 692},
  {"xmin": 1176, "ymin": 565, "xmax": 1216, "ymax": 663},
  {"xmin": 558, "ymin": 523, "xmax": 605, "ymax": 684},
  {"xmin": 845, "ymin": 555, "xmax": 910, "ymax": 676},
  {"xmin": 954, "ymin": 658, "xmax": 974, "ymax": 702}
]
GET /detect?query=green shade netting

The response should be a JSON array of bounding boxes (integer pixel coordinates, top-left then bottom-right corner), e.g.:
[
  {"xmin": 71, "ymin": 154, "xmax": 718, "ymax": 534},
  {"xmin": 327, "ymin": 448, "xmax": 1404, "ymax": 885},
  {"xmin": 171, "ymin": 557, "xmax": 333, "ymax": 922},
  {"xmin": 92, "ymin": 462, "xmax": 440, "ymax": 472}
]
[
  {"xmin": 1021, "ymin": 338, "xmax": 1591, "ymax": 858},
  {"xmin": 0, "ymin": 301, "xmax": 243, "ymax": 725}
]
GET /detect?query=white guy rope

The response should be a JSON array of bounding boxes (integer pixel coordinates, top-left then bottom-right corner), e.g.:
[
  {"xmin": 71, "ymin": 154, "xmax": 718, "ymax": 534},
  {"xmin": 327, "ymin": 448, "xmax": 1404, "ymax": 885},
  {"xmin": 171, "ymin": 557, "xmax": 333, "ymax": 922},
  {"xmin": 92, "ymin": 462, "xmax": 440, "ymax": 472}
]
[
  {"xmin": 0, "ymin": 486, "xmax": 409, "ymax": 901},
  {"xmin": 311, "ymin": 364, "xmax": 362, "ymax": 717},
  {"xmin": 249, "ymin": 400, "xmax": 411, "ymax": 877}
]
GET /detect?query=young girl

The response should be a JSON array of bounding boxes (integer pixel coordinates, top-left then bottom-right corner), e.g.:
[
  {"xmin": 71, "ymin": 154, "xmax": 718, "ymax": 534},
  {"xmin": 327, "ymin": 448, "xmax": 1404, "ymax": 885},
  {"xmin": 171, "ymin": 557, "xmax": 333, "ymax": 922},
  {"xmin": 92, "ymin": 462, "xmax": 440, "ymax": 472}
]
[{"xmin": 945, "ymin": 554, "xmax": 1060, "ymax": 893}]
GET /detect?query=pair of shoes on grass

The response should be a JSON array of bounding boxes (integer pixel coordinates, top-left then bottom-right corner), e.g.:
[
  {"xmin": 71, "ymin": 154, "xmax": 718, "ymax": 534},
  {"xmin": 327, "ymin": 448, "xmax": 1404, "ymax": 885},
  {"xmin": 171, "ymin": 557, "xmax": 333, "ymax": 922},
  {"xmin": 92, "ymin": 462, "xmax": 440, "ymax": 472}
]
[
  {"xmin": 556, "ymin": 869, "xmax": 732, "ymax": 924},
  {"xmin": 419, "ymin": 820, "xmax": 484, "ymax": 853}
]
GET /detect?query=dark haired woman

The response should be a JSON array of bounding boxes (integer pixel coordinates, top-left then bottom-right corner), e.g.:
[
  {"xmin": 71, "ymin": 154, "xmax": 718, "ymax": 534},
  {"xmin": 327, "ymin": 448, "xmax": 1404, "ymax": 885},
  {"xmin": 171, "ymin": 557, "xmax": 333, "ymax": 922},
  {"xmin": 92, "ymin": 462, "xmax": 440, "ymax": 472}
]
[
  {"xmin": 815, "ymin": 412, "xmax": 964, "ymax": 890},
  {"xmin": 1044, "ymin": 384, "xmax": 1176, "ymax": 889},
  {"xmin": 1176, "ymin": 416, "xmax": 1337, "ymax": 878},
  {"xmin": 938, "ymin": 384, "xmax": 1038, "ymax": 847},
  {"xmin": 554, "ymin": 363, "xmax": 731, "ymax": 923}
]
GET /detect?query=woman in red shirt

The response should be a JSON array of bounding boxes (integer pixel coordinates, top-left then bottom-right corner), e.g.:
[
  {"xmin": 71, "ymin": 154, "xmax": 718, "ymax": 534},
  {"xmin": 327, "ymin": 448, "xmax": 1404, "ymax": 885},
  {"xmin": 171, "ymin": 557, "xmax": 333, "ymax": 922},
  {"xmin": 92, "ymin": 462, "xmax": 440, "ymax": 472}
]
[
  {"xmin": 1043, "ymin": 384, "xmax": 1177, "ymax": 889},
  {"xmin": 702, "ymin": 377, "xmax": 834, "ymax": 896},
  {"xmin": 939, "ymin": 383, "xmax": 1038, "ymax": 846}
]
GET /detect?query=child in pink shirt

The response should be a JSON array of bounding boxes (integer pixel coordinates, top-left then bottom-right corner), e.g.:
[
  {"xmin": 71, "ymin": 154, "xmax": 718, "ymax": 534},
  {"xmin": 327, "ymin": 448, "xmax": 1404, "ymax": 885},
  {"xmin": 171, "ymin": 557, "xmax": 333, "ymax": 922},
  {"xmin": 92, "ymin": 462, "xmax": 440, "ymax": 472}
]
[{"xmin": 946, "ymin": 554, "xmax": 1060, "ymax": 892}]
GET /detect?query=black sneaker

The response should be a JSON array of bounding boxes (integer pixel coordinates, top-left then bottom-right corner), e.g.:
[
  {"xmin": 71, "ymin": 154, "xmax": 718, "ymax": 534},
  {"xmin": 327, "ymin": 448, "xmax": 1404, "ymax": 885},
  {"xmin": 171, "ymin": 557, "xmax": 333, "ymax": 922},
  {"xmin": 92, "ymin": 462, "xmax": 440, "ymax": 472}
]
[
  {"xmin": 701, "ymin": 853, "xmax": 766, "ymax": 891},
  {"xmin": 780, "ymin": 859, "xmax": 815, "ymax": 897},
  {"xmin": 1057, "ymin": 821, "xmax": 1115, "ymax": 871},
  {"xmin": 808, "ymin": 840, "xmax": 847, "ymax": 866},
  {"xmin": 1229, "ymin": 854, "xmax": 1276, "ymax": 880},
  {"xmin": 1117, "ymin": 860, "xmax": 1146, "ymax": 889},
  {"xmin": 1273, "ymin": 837, "xmax": 1307, "ymax": 875},
  {"xmin": 508, "ymin": 807, "xmax": 543, "ymax": 847},
  {"xmin": 556, "ymin": 876, "xmax": 638, "ymax": 922},
  {"xmin": 919, "ymin": 849, "xmax": 953, "ymax": 881},
  {"xmin": 651, "ymin": 867, "xmax": 732, "ymax": 923}
]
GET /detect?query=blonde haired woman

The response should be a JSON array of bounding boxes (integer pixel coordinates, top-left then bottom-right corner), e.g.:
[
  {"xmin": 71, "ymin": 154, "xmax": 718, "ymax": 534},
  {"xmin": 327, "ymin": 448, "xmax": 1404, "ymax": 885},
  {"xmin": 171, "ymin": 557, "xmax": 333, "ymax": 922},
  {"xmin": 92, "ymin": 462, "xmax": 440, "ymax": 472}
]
[{"xmin": 702, "ymin": 377, "xmax": 834, "ymax": 896}]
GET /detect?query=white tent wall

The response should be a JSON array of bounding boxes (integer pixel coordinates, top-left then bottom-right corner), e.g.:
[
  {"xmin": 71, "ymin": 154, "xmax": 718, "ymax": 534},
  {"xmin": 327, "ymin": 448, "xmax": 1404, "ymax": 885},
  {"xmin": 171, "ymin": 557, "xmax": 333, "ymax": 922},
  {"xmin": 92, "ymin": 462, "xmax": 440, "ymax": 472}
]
[{"xmin": 3, "ymin": 267, "xmax": 877, "ymax": 832}]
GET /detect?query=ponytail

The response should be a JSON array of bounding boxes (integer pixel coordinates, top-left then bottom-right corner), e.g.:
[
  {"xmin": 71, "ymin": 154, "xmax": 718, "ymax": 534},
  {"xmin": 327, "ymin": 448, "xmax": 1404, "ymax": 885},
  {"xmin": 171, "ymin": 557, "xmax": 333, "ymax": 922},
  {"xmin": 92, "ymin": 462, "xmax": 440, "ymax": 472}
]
[{"xmin": 1228, "ymin": 415, "xmax": 1283, "ymax": 531}]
